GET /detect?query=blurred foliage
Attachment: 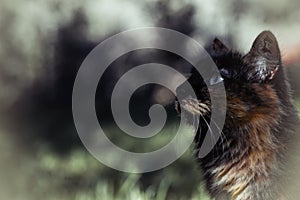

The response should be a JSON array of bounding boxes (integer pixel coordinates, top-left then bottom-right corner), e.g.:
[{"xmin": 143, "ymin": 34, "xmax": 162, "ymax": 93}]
[{"xmin": 0, "ymin": 125, "xmax": 210, "ymax": 200}]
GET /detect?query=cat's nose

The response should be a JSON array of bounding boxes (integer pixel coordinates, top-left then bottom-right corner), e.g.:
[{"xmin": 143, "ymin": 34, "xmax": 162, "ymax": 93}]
[
  {"xmin": 176, "ymin": 87, "xmax": 187, "ymax": 97},
  {"xmin": 176, "ymin": 87, "xmax": 196, "ymax": 102}
]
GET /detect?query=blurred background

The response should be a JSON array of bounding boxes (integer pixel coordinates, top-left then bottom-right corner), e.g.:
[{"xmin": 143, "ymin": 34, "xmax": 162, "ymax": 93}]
[{"xmin": 1, "ymin": 0, "xmax": 300, "ymax": 199}]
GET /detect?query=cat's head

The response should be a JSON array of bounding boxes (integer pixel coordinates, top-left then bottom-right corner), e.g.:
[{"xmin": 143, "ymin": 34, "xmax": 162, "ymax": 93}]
[{"xmin": 176, "ymin": 31, "xmax": 284, "ymax": 128}]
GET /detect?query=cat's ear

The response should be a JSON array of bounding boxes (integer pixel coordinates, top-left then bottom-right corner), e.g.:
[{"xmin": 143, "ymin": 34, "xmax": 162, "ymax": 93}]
[
  {"xmin": 213, "ymin": 38, "xmax": 229, "ymax": 55},
  {"xmin": 250, "ymin": 31, "xmax": 281, "ymax": 61},
  {"xmin": 244, "ymin": 31, "xmax": 281, "ymax": 82}
]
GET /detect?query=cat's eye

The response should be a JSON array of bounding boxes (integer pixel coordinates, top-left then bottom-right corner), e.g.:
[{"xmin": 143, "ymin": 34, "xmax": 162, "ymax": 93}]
[
  {"xmin": 220, "ymin": 68, "xmax": 230, "ymax": 77},
  {"xmin": 209, "ymin": 73, "xmax": 223, "ymax": 85}
]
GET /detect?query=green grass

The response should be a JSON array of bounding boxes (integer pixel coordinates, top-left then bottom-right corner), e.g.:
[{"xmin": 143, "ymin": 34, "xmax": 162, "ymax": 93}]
[
  {"xmin": 0, "ymin": 124, "xmax": 211, "ymax": 200},
  {"xmin": 35, "ymin": 125, "xmax": 211, "ymax": 200}
]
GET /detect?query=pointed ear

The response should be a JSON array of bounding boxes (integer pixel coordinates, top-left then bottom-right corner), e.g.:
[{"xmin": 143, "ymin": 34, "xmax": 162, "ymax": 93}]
[
  {"xmin": 250, "ymin": 31, "xmax": 281, "ymax": 61},
  {"xmin": 244, "ymin": 31, "xmax": 281, "ymax": 82},
  {"xmin": 213, "ymin": 38, "xmax": 229, "ymax": 55}
]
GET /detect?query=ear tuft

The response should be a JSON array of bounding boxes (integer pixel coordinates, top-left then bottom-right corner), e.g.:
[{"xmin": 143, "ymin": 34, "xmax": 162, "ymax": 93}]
[{"xmin": 213, "ymin": 38, "xmax": 229, "ymax": 55}]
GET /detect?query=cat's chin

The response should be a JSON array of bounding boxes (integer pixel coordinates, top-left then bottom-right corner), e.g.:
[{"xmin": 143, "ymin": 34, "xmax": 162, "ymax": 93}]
[{"xmin": 174, "ymin": 100, "xmax": 181, "ymax": 115}]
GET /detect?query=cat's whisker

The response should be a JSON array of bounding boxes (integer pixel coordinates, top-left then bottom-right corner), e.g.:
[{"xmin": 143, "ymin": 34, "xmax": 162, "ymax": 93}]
[
  {"xmin": 210, "ymin": 119, "xmax": 233, "ymax": 160},
  {"xmin": 200, "ymin": 116, "xmax": 221, "ymax": 161},
  {"xmin": 180, "ymin": 98, "xmax": 211, "ymax": 116}
]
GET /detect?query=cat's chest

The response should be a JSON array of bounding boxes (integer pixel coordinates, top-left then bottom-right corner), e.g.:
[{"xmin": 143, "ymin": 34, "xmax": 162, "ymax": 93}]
[{"xmin": 204, "ymin": 129, "xmax": 281, "ymax": 199}]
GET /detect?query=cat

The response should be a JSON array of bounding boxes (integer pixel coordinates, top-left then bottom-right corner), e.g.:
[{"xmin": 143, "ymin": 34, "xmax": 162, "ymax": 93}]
[{"xmin": 175, "ymin": 31, "xmax": 299, "ymax": 200}]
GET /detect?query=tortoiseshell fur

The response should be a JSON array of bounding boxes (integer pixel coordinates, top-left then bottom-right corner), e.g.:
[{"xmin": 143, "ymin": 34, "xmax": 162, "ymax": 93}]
[{"xmin": 176, "ymin": 31, "xmax": 299, "ymax": 200}]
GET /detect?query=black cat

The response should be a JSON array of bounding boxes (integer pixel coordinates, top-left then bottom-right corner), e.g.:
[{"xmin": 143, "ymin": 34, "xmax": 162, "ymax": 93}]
[{"xmin": 176, "ymin": 31, "xmax": 299, "ymax": 200}]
